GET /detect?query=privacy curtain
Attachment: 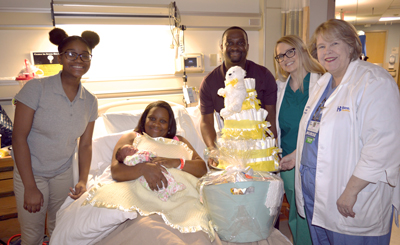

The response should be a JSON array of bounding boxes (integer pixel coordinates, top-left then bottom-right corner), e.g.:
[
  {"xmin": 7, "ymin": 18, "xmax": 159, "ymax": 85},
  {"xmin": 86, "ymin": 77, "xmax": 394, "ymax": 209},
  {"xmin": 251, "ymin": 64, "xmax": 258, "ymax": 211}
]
[{"xmin": 281, "ymin": 0, "xmax": 310, "ymax": 42}]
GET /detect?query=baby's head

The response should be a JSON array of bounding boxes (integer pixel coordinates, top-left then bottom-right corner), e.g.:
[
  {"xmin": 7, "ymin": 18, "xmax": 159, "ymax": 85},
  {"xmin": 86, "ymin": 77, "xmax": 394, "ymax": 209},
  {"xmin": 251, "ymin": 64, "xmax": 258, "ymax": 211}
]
[{"xmin": 115, "ymin": 144, "xmax": 138, "ymax": 163}]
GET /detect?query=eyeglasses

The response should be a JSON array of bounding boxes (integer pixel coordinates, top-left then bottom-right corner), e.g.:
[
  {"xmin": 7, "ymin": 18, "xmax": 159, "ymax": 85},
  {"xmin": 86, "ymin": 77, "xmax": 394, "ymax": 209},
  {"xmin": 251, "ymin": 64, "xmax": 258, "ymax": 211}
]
[
  {"xmin": 60, "ymin": 51, "xmax": 92, "ymax": 62},
  {"xmin": 274, "ymin": 48, "xmax": 296, "ymax": 63}
]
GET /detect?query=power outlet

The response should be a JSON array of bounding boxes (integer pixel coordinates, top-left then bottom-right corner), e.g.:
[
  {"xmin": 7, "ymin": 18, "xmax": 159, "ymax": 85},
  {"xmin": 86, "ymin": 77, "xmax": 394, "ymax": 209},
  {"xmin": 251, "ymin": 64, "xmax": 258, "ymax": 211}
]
[{"xmin": 209, "ymin": 54, "xmax": 217, "ymax": 66}]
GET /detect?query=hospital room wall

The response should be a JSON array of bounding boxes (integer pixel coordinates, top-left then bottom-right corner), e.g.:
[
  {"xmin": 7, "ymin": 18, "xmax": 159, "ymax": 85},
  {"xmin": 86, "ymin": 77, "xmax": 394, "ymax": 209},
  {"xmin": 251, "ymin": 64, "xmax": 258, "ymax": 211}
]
[{"xmin": 0, "ymin": 0, "xmax": 282, "ymax": 123}]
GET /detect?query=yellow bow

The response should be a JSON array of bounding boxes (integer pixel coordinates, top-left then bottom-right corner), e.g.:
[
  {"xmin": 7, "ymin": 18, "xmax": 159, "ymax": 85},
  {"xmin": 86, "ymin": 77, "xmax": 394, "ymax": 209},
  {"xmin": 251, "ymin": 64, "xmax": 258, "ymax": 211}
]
[{"xmin": 226, "ymin": 78, "xmax": 238, "ymax": 87}]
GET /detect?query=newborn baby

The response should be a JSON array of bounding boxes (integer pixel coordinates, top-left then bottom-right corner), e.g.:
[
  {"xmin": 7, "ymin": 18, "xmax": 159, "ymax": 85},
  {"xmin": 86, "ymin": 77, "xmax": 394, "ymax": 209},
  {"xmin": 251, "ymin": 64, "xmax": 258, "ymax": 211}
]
[{"xmin": 115, "ymin": 144, "xmax": 186, "ymax": 201}]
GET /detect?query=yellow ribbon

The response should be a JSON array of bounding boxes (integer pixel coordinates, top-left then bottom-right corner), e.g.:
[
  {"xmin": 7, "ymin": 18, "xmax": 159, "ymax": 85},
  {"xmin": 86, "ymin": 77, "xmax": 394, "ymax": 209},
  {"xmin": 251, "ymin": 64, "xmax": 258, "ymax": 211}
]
[
  {"xmin": 227, "ymin": 147, "xmax": 278, "ymax": 158},
  {"xmin": 226, "ymin": 78, "xmax": 238, "ymax": 87},
  {"xmin": 222, "ymin": 120, "xmax": 268, "ymax": 140},
  {"xmin": 246, "ymin": 160, "xmax": 277, "ymax": 172},
  {"xmin": 246, "ymin": 90, "xmax": 258, "ymax": 100},
  {"xmin": 241, "ymin": 89, "xmax": 260, "ymax": 110},
  {"xmin": 217, "ymin": 147, "xmax": 283, "ymax": 172},
  {"xmin": 265, "ymin": 127, "xmax": 275, "ymax": 138},
  {"xmin": 241, "ymin": 98, "xmax": 261, "ymax": 110},
  {"xmin": 224, "ymin": 120, "xmax": 264, "ymax": 129},
  {"xmin": 218, "ymin": 159, "xmax": 276, "ymax": 172},
  {"xmin": 221, "ymin": 129, "xmax": 264, "ymax": 140}
]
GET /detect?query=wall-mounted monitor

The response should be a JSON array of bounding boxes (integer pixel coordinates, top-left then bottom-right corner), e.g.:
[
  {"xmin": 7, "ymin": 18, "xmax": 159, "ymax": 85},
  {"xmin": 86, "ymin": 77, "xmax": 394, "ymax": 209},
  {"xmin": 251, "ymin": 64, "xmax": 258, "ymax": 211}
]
[{"xmin": 175, "ymin": 53, "xmax": 204, "ymax": 73}]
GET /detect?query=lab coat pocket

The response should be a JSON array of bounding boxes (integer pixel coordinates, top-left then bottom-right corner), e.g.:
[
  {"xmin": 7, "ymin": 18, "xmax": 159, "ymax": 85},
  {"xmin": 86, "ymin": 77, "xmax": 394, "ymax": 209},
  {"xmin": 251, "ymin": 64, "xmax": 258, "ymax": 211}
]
[{"xmin": 339, "ymin": 185, "xmax": 379, "ymax": 229}]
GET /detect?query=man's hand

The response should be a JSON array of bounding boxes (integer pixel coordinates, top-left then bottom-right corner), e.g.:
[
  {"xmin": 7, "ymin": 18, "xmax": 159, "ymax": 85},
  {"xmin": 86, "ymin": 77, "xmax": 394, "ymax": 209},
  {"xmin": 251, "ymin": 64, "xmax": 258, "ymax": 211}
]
[
  {"xmin": 204, "ymin": 147, "xmax": 219, "ymax": 168},
  {"xmin": 208, "ymin": 158, "xmax": 218, "ymax": 168}
]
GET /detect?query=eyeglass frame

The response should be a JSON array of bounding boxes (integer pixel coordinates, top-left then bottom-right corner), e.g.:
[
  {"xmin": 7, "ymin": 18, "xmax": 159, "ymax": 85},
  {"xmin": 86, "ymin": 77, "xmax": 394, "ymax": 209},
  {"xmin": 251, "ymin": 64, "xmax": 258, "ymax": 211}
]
[
  {"xmin": 59, "ymin": 51, "xmax": 93, "ymax": 62},
  {"xmin": 274, "ymin": 48, "xmax": 296, "ymax": 63}
]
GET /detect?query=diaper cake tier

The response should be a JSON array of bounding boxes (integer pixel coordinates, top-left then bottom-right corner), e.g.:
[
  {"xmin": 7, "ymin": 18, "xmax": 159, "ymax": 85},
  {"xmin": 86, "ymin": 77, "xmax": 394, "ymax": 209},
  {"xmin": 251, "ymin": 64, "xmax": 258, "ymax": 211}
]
[{"xmin": 216, "ymin": 66, "xmax": 280, "ymax": 172}]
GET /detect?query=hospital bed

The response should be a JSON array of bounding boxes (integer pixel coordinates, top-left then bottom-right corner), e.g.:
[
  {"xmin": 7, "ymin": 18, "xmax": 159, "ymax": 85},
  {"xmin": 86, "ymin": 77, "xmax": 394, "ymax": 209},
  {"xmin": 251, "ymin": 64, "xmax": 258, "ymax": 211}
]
[{"xmin": 51, "ymin": 99, "xmax": 292, "ymax": 245}]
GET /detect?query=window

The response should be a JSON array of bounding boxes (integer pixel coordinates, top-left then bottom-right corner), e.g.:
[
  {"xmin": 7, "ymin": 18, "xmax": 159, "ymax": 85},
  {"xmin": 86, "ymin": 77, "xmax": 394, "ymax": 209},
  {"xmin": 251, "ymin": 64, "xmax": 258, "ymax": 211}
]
[{"xmin": 60, "ymin": 25, "xmax": 176, "ymax": 80}]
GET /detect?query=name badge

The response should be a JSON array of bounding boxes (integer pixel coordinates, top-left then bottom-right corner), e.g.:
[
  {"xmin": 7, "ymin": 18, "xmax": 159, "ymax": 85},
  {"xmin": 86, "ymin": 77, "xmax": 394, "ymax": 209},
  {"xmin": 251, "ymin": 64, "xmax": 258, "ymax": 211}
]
[
  {"xmin": 308, "ymin": 120, "xmax": 320, "ymax": 133},
  {"xmin": 305, "ymin": 120, "xmax": 320, "ymax": 144}
]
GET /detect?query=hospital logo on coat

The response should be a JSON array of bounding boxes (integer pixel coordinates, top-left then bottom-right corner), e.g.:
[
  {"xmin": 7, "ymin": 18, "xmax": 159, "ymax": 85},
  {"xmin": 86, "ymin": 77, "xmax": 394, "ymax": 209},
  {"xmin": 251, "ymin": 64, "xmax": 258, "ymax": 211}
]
[{"xmin": 337, "ymin": 106, "xmax": 350, "ymax": 112}]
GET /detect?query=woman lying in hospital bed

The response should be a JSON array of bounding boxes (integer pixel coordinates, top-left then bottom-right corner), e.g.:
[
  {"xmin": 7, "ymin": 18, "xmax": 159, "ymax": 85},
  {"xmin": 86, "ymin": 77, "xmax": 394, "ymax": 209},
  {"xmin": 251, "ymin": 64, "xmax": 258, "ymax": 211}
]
[
  {"xmin": 50, "ymin": 100, "xmax": 216, "ymax": 244},
  {"xmin": 50, "ymin": 100, "xmax": 291, "ymax": 245}
]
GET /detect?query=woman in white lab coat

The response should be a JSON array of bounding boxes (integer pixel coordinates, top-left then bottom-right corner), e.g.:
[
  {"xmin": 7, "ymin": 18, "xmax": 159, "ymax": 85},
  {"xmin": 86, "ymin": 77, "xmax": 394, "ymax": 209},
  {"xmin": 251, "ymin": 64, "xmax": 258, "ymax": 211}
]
[
  {"xmin": 288, "ymin": 18, "xmax": 400, "ymax": 244},
  {"xmin": 274, "ymin": 35, "xmax": 325, "ymax": 245}
]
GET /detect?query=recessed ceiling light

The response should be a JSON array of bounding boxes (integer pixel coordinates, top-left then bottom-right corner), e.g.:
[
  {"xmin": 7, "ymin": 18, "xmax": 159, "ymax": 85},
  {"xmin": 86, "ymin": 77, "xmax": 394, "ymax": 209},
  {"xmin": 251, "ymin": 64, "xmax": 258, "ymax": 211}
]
[{"xmin": 379, "ymin": 17, "xmax": 400, "ymax": 21}]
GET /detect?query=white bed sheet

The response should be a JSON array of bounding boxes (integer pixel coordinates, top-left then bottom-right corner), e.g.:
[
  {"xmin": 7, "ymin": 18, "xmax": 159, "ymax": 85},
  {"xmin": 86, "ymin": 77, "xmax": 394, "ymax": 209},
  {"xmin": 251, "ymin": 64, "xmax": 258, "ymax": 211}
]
[{"xmin": 52, "ymin": 131, "xmax": 136, "ymax": 245}]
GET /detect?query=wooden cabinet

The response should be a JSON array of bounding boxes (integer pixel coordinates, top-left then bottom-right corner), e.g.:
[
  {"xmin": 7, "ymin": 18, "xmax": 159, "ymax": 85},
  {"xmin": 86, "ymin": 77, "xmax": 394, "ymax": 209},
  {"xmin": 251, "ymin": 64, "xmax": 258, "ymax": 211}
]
[{"xmin": 0, "ymin": 156, "xmax": 20, "ymax": 244}]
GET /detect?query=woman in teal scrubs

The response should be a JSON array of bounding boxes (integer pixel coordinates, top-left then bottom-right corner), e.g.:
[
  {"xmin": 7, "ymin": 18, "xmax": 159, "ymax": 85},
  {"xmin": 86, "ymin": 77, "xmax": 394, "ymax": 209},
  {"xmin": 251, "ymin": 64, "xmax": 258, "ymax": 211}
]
[{"xmin": 274, "ymin": 35, "xmax": 325, "ymax": 245}]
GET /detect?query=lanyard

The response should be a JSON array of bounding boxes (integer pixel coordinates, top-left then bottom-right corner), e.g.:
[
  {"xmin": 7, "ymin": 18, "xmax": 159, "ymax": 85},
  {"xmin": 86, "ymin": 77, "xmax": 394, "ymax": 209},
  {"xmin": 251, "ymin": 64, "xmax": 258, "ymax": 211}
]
[{"xmin": 311, "ymin": 97, "xmax": 327, "ymax": 122}]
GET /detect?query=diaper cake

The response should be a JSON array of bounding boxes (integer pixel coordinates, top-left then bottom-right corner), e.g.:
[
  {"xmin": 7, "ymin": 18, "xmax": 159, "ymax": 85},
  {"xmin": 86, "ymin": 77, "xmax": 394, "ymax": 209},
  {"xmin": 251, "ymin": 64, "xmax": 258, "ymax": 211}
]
[
  {"xmin": 216, "ymin": 66, "xmax": 280, "ymax": 172},
  {"xmin": 199, "ymin": 66, "xmax": 284, "ymax": 243}
]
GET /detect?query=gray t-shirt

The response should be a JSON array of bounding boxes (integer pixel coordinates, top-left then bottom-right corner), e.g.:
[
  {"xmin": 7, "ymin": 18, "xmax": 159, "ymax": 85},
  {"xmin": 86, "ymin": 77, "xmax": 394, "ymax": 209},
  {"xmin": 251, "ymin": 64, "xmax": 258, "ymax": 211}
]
[{"xmin": 14, "ymin": 72, "xmax": 98, "ymax": 177}]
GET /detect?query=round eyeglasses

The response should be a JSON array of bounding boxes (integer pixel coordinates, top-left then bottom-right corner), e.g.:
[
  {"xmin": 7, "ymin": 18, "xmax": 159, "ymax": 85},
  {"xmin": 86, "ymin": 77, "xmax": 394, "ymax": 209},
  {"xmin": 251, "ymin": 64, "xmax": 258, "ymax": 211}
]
[
  {"xmin": 60, "ymin": 51, "xmax": 92, "ymax": 62},
  {"xmin": 274, "ymin": 48, "xmax": 296, "ymax": 63}
]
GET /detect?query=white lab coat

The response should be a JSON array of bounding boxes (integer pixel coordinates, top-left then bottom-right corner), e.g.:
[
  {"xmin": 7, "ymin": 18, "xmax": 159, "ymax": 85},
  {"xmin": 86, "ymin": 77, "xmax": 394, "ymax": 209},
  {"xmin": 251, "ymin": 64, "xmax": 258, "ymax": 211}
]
[
  {"xmin": 276, "ymin": 73, "xmax": 321, "ymax": 148},
  {"xmin": 294, "ymin": 59, "xmax": 400, "ymax": 236}
]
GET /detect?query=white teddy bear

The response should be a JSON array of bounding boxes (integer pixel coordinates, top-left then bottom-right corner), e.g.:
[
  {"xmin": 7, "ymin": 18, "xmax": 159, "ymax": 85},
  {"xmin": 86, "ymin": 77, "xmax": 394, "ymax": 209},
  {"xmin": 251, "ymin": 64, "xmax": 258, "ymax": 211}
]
[{"xmin": 217, "ymin": 66, "xmax": 248, "ymax": 119}]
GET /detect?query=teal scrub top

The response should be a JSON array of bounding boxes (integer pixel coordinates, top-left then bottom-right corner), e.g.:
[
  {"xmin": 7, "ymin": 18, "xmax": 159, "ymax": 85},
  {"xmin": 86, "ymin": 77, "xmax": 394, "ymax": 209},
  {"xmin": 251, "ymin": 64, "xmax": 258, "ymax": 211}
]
[{"xmin": 278, "ymin": 73, "xmax": 310, "ymax": 157}]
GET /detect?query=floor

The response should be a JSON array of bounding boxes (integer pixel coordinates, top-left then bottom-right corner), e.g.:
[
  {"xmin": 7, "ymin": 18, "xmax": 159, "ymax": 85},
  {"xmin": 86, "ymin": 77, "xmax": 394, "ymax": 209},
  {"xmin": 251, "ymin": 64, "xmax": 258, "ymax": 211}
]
[
  {"xmin": 279, "ymin": 219, "xmax": 293, "ymax": 244},
  {"xmin": 278, "ymin": 216, "xmax": 400, "ymax": 245},
  {"xmin": 390, "ymin": 218, "xmax": 400, "ymax": 245}
]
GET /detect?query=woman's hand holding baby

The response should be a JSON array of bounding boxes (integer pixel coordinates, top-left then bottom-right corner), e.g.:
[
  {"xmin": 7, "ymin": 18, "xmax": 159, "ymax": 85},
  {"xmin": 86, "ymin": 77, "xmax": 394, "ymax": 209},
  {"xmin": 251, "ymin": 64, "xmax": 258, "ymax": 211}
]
[
  {"xmin": 141, "ymin": 162, "xmax": 169, "ymax": 191},
  {"xmin": 151, "ymin": 157, "xmax": 180, "ymax": 169}
]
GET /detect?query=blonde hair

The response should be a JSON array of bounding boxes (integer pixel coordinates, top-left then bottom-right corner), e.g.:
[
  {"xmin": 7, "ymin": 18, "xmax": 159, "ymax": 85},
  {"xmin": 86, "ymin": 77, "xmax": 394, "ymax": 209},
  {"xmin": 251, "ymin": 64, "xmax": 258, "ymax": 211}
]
[
  {"xmin": 274, "ymin": 35, "xmax": 325, "ymax": 92},
  {"xmin": 309, "ymin": 19, "xmax": 362, "ymax": 61}
]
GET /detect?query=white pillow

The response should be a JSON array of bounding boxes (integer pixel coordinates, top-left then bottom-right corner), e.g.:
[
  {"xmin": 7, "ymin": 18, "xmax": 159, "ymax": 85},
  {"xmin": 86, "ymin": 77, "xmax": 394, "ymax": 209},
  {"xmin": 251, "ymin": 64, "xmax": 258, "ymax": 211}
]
[
  {"xmin": 101, "ymin": 105, "xmax": 206, "ymax": 158},
  {"xmin": 92, "ymin": 117, "xmax": 108, "ymax": 139},
  {"xmin": 90, "ymin": 131, "xmax": 127, "ymax": 176},
  {"xmin": 102, "ymin": 109, "xmax": 143, "ymax": 135},
  {"xmin": 51, "ymin": 192, "xmax": 137, "ymax": 245},
  {"xmin": 172, "ymin": 106, "xmax": 206, "ymax": 158}
]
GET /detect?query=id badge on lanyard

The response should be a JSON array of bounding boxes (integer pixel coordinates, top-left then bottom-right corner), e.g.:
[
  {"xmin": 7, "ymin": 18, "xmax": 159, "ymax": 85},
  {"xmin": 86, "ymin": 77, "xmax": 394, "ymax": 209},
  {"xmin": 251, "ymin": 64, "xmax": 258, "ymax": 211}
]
[
  {"xmin": 305, "ymin": 120, "xmax": 320, "ymax": 144},
  {"xmin": 306, "ymin": 97, "xmax": 326, "ymax": 144}
]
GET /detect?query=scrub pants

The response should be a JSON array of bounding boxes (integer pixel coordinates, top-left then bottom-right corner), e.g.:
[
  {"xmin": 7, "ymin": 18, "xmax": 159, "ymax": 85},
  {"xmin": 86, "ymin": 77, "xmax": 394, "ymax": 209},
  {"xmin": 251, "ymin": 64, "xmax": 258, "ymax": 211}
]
[
  {"xmin": 280, "ymin": 168, "xmax": 312, "ymax": 245},
  {"xmin": 14, "ymin": 165, "xmax": 73, "ymax": 245},
  {"xmin": 300, "ymin": 165, "xmax": 393, "ymax": 245}
]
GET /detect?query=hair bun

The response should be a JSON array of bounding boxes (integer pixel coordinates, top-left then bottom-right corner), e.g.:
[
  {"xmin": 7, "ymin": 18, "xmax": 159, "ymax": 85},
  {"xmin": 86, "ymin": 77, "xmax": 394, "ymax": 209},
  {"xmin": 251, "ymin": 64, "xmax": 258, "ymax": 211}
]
[
  {"xmin": 81, "ymin": 31, "xmax": 100, "ymax": 49},
  {"xmin": 49, "ymin": 28, "xmax": 68, "ymax": 46}
]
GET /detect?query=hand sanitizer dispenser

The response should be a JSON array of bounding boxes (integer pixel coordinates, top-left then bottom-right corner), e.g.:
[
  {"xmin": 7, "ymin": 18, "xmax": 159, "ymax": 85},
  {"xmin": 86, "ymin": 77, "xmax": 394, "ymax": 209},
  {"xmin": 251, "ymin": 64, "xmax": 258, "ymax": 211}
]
[{"xmin": 389, "ymin": 54, "xmax": 396, "ymax": 70}]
